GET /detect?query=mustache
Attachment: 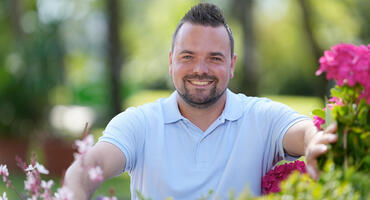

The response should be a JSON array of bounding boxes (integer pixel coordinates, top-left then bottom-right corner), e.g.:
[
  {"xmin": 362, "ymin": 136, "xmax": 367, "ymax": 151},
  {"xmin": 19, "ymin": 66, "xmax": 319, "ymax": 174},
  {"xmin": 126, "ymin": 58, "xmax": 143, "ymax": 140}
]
[{"xmin": 183, "ymin": 74, "xmax": 217, "ymax": 81}]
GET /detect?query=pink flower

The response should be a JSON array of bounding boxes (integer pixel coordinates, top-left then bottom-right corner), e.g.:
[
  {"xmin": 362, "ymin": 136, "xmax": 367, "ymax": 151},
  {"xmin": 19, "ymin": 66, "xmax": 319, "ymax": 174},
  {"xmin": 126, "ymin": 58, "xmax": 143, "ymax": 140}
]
[
  {"xmin": 262, "ymin": 160, "xmax": 307, "ymax": 194},
  {"xmin": 313, "ymin": 116, "xmax": 325, "ymax": 131},
  {"xmin": 0, "ymin": 165, "xmax": 10, "ymax": 186},
  {"xmin": 24, "ymin": 171, "xmax": 41, "ymax": 197},
  {"xmin": 89, "ymin": 166, "xmax": 104, "ymax": 182},
  {"xmin": 41, "ymin": 180, "xmax": 54, "ymax": 190},
  {"xmin": 0, "ymin": 165, "xmax": 8, "ymax": 178},
  {"xmin": 316, "ymin": 43, "xmax": 370, "ymax": 104},
  {"xmin": 74, "ymin": 135, "xmax": 94, "ymax": 160},
  {"xmin": 54, "ymin": 186, "xmax": 74, "ymax": 200},
  {"xmin": 40, "ymin": 180, "xmax": 54, "ymax": 200},
  {"xmin": 328, "ymin": 97, "xmax": 344, "ymax": 106}
]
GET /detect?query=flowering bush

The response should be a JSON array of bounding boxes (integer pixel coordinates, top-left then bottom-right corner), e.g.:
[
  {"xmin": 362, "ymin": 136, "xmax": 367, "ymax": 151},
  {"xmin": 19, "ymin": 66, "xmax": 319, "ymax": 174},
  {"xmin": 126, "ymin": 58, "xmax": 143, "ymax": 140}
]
[
  {"xmin": 258, "ymin": 43, "xmax": 369, "ymax": 200},
  {"xmin": 261, "ymin": 160, "xmax": 306, "ymax": 194},
  {"xmin": 312, "ymin": 43, "xmax": 369, "ymax": 172},
  {"xmin": 0, "ymin": 127, "xmax": 117, "ymax": 200}
]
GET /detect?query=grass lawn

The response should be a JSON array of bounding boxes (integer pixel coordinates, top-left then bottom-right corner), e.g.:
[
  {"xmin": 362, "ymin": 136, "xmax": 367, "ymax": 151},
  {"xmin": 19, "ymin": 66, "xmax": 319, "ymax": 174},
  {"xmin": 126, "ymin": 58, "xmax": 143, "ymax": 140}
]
[
  {"xmin": 0, "ymin": 172, "xmax": 131, "ymax": 199},
  {"xmin": 1, "ymin": 90, "xmax": 322, "ymax": 199}
]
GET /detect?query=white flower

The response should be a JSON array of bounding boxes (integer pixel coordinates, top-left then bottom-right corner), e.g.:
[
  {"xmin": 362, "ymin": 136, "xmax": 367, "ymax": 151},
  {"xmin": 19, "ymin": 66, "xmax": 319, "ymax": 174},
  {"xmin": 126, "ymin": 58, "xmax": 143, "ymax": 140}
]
[
  {"xmin": 25, "ymin": 164, "xmax": 34, "ymax": 172},
  {"xmin": 41, "ymin": 180, "xmax": 54, "ymax": 190},
  {"xmin": 25, "ymin": 162, "xmax": 49, "ymax": 174},
  {"xmin": 102, "ymin": 197, "xmax": 118, "ymax": 200},
  {"xmin": 0, "ymin": 192, "xmax": 8, "ymax": 200},
  {"xmin": 54, "ymin": 186, "xmax": 74, "ymax": 200},
  {"xmin": 88, "ymin": 166, "xmax": 103, "ymax": 182},
  {"xmin": 35, "ymin": 162, "xmax": 49, "ymax": 174},
  {"xmin": 0, "ymin": 165, "xmax": 9, "ymax": 177}
]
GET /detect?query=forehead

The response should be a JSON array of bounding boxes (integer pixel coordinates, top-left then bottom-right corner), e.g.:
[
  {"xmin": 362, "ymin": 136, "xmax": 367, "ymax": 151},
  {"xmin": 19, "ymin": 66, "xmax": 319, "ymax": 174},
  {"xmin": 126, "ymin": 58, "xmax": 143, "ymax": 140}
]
[{"xmin": 174, "ymin": 23, "xmax": 231, "ymax": 56}]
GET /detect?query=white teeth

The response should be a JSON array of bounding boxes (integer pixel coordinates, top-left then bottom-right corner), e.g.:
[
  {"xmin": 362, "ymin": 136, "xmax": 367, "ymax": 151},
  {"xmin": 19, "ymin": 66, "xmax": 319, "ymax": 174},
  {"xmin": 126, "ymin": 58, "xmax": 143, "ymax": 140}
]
[{"xmin": 190, "ymin": 81, "xmax": 211, "ymax": 86}]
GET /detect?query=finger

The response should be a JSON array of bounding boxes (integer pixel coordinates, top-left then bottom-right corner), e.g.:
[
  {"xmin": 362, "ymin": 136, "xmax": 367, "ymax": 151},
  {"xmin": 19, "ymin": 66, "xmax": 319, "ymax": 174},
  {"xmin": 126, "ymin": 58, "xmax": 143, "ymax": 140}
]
[
  {"xmin": 316, "ymin": 133, "xmax": 338, "ymax": 144},
  {"xmin": 324, "ymin": 122, "xmax": 337, "ymax": 134},
  {"xmin": 306, "ymin": 163, "xmax": 319, "ymax": 180},
  {"xmin": 306, "ymin": 144, "xmax": 328, "ymax": 164}
]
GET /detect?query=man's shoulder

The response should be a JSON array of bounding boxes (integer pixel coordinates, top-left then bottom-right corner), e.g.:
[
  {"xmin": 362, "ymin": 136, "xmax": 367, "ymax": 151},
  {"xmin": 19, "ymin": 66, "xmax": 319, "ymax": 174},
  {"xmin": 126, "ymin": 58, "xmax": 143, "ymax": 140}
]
[
  {"xmin": 228, "ymin": 91, "xmax": 291, "ymax": 118},
  {"xmin": 229, "ymin": 90, "xmax": 273, "ymax": 108}
]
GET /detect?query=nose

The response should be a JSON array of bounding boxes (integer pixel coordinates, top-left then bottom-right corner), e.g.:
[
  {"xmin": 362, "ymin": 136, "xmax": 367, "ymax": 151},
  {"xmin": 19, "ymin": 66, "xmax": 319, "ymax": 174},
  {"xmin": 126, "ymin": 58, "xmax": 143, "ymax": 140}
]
[{"xmin": 193, "ymin": 60, "xmax": 208, "ymax": 74}]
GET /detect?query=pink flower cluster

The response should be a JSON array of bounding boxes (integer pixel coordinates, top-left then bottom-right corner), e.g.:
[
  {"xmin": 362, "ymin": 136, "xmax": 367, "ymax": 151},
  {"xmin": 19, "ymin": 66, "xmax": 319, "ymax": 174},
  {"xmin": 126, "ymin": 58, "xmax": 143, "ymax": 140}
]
[
  {"xmin": 313, "ymin": 116, "xmax": 325, "ymax": 131},
  {"xmin": 261, "ymin": 160, "xmax": 306, "ymax": 195},
  {"xmin": 316, "ymin": 43, "xmax": 370, "ymax": 103},
  {"xmin": 0, "ymin": 133, "xmax": 117, "ymax": 200}
]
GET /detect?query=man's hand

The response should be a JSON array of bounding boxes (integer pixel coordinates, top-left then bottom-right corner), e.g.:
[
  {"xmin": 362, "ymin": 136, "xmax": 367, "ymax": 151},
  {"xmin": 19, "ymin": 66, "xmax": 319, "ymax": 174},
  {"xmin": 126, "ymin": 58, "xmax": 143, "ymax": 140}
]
[
  {"xmin": 64, "ymin": 142, "xmax": 126, "ymax": 199},
  {"xmin": 305, "ymin": 123, "xmax": 338, "ymax": 180}
]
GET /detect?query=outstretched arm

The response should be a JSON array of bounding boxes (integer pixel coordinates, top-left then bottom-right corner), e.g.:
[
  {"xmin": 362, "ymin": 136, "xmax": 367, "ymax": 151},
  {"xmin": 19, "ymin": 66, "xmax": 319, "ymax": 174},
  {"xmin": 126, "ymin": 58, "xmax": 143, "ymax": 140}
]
[
  {"xmin": 283, "ymin": 120, "xmax": 337, "ymax": 179},
  {"xmin": 64, "ymin": 141, "xmax": 126, "ymax": 199}
]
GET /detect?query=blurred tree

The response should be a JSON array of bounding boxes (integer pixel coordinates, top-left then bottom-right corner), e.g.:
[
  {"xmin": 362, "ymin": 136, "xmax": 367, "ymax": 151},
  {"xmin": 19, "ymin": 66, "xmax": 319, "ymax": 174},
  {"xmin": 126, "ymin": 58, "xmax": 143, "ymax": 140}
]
[
  {"xmin": 0, "ymin": 0, "xmax": 65, "ymax": 137},
  {"xmin": 297, "ymin": 0, "xmax": 328, "ymax": 98},
  {"xmin": 8, "ymin": 0, "xmax": 23, "ymax": 39},
  {"xmin": 106, "ymin": 0, "xmax": 124, "ymax": 116},
  {"xmin": 230, "ymin": 0, "xmax": 259, "ymax": 96}
]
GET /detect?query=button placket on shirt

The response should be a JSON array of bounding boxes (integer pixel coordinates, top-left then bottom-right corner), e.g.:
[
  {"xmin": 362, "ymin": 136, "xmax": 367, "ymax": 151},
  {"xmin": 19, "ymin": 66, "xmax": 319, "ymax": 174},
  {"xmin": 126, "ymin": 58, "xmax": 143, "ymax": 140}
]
[{"xmin": 195, "ymin": 116, "xmax": 226, "ymax": 168}]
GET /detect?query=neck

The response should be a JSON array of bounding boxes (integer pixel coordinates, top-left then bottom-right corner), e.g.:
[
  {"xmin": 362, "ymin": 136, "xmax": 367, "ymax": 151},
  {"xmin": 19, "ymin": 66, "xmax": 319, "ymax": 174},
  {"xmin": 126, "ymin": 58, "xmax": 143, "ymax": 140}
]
[{"xmin": 177, "ymin": 92, "xmax": 227, "ymax": 132}]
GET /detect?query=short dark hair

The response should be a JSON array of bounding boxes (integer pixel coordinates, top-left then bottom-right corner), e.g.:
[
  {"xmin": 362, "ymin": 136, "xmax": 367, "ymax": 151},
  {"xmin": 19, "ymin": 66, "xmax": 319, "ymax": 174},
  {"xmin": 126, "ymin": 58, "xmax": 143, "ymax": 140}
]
[{"xmin": 171, "ymin": 3, "xmax": 234, "ymax": 58}]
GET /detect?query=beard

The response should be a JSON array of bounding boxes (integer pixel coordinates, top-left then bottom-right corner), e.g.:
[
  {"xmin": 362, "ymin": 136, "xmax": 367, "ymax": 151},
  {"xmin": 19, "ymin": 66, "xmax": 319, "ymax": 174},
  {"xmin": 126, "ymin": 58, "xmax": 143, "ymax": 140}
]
[{"xmin": 177, "ymin": 74, "xmax": 226, "ymax": 109}]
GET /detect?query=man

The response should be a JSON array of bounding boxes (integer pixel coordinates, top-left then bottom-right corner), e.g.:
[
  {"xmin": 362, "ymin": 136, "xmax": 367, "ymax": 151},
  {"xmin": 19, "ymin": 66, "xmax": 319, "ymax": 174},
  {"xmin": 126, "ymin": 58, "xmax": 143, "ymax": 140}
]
[{"xmin": 65, "ymin": 3, "xmax": 337, "ymax": 199}]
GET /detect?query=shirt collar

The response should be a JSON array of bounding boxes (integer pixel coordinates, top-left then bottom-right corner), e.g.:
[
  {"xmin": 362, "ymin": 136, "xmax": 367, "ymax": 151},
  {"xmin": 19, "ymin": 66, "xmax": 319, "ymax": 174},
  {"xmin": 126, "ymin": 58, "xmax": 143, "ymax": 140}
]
[
  {"xmin": 162, "ymin": 91, "xmax": 184, "ymax": 124},
  {"xmin": 162, "ymin": 89, "xmax": 244, "ymax": 124},
  {"xmin": 222, "ymin": 89, "xmax": 244, "ymax": 121}
]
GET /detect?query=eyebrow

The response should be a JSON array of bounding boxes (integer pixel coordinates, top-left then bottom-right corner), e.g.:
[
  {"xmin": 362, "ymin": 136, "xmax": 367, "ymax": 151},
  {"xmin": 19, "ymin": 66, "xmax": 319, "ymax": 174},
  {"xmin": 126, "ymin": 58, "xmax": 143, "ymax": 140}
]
[
  {"xmin": 209, "ymin": 52, "xmax": 226, "ymax": 59},
  {"xmin": 179, "ymin": 50, "xmax": 195, "ymax": 55},
  {"xmin": 179, "ymin": 50, "xmax": 226, "ymax": 59}
]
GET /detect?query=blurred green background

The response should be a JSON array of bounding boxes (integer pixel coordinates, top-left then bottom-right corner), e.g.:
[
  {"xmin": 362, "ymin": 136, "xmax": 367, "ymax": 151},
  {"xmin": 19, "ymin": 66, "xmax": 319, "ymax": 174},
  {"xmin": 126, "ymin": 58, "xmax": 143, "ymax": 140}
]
[{"xmin": 0, "ymin": 0, "xmax": 369, "ymax": 198}]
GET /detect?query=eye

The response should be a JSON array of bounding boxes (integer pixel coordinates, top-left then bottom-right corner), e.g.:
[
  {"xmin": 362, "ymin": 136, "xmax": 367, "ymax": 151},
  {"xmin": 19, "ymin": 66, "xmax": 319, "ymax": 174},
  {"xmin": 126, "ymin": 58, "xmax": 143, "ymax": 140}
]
[
  {"xmin": 211, "ymin": 57, "xmax": 222, "ymax": 61},
  {"xmin": 183, "ymin": 55, "xmax": 193, "ymax": 59}
]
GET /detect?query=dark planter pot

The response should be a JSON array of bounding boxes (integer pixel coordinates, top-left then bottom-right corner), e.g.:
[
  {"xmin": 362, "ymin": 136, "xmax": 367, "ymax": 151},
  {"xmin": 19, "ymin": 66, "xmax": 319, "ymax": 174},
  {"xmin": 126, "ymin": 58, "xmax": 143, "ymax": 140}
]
[
  {"xmin": 43, "ymin": 137, "xmax": 75, "ymax": 177},
  {"xmin": 0, "ymin": 137, "xmax": 29, "ymax": 172}
]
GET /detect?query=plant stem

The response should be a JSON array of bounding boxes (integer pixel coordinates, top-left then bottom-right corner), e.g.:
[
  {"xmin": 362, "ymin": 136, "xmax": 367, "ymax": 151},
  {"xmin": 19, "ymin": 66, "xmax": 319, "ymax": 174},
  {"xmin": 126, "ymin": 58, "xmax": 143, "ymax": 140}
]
[
  {"xmin": 343, "ymin": 127, "xmax": 349, "ymax": 170},
  {"xmin": 8, "ymin": 182, "xmax": 24, "ymax": 200}
]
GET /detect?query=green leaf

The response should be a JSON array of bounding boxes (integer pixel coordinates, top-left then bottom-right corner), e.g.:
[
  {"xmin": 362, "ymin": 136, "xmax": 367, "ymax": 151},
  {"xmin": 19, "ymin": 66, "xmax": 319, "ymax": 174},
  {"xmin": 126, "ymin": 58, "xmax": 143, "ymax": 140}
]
[
  {"xmin": 324, "ymin": 105, "xmax": 335, "ymax": 130},
  {"xmin": 312, "ymin": 109, "xmax": 326, "ymax": 119}
]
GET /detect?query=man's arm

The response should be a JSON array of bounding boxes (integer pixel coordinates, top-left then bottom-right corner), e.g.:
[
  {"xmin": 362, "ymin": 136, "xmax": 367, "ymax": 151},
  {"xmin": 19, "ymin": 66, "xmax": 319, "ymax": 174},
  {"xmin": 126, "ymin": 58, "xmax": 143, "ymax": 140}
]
[
  {"xmin": 64, "ymin": 141, "xmax": 126, "ymax": 199},
  {"xmin": 283, "ymin": 120, "xmax": 337, "ymax": 179}
]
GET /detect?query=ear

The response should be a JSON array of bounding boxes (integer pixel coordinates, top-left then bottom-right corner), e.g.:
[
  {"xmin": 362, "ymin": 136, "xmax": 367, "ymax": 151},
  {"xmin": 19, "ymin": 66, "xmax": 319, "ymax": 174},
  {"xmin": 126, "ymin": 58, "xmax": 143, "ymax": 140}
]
[
  {"xmin": 169, "ymin": 51, "xmax": 173, "ymax": 75},
  {"xmin": 230, "ymin": 54, "xmax": 237, "ymax": 78}
]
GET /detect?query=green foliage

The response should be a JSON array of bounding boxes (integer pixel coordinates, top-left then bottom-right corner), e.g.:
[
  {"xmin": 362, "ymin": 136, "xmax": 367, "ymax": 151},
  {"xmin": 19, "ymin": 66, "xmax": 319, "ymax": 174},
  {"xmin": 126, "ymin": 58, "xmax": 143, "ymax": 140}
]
[
  {"xmin": 320, "ymin": 85, "xmax": 370, "ymax": 172},
  {"xmin": 0, "ymin": 21, "xmax": 65, "ymax": 138},
  {"xmin": 261, "ymin": 160, "xmax": 364, "ymax": 200},
  {"xmin": 233, "ymin": 160, "xmax": 368, "ymax": 200}
]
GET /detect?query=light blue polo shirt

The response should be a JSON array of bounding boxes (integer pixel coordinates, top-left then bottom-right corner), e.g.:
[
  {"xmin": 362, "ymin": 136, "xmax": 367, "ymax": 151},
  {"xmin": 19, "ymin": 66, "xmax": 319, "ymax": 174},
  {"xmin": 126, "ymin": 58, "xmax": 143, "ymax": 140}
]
[{"xmin": 98, "ymin": 89, "xmax": 309, "ymax": 199}]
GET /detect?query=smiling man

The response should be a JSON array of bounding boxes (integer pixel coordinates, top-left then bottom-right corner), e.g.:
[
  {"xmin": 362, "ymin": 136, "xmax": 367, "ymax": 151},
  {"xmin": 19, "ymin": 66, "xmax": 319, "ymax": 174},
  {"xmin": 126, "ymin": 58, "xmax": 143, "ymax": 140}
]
[{"xmin": 65, "ymin": 3, "xmax": 337, "ymax": 199}]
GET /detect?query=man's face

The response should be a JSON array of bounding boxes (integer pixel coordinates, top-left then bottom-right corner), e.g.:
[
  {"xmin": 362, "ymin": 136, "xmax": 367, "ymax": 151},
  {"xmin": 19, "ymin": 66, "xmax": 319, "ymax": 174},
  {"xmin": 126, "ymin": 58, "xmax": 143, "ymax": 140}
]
[{"xmin": 169, "ymin": 23, "xmax": 237, "ymax": 108}]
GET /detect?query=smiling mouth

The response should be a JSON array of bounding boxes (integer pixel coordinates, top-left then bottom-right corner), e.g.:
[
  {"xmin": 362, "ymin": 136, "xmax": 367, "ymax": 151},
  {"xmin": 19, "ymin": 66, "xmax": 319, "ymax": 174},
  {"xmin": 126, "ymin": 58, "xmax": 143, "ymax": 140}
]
[{"xmin": 187, "ymin": 80, "xmax": 214, "ymax": 87}]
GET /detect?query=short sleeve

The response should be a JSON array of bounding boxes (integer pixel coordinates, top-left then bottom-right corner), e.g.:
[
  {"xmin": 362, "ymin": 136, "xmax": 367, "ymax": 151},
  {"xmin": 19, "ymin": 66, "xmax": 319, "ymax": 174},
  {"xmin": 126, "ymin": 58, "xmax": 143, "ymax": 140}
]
[
  {"xmin": 262, "ymin": 99, "xmax": 309, "ymax": 165},
  {"xmin": 98, "ymin": 107, "xmax": 146, "ymax": 172}
]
